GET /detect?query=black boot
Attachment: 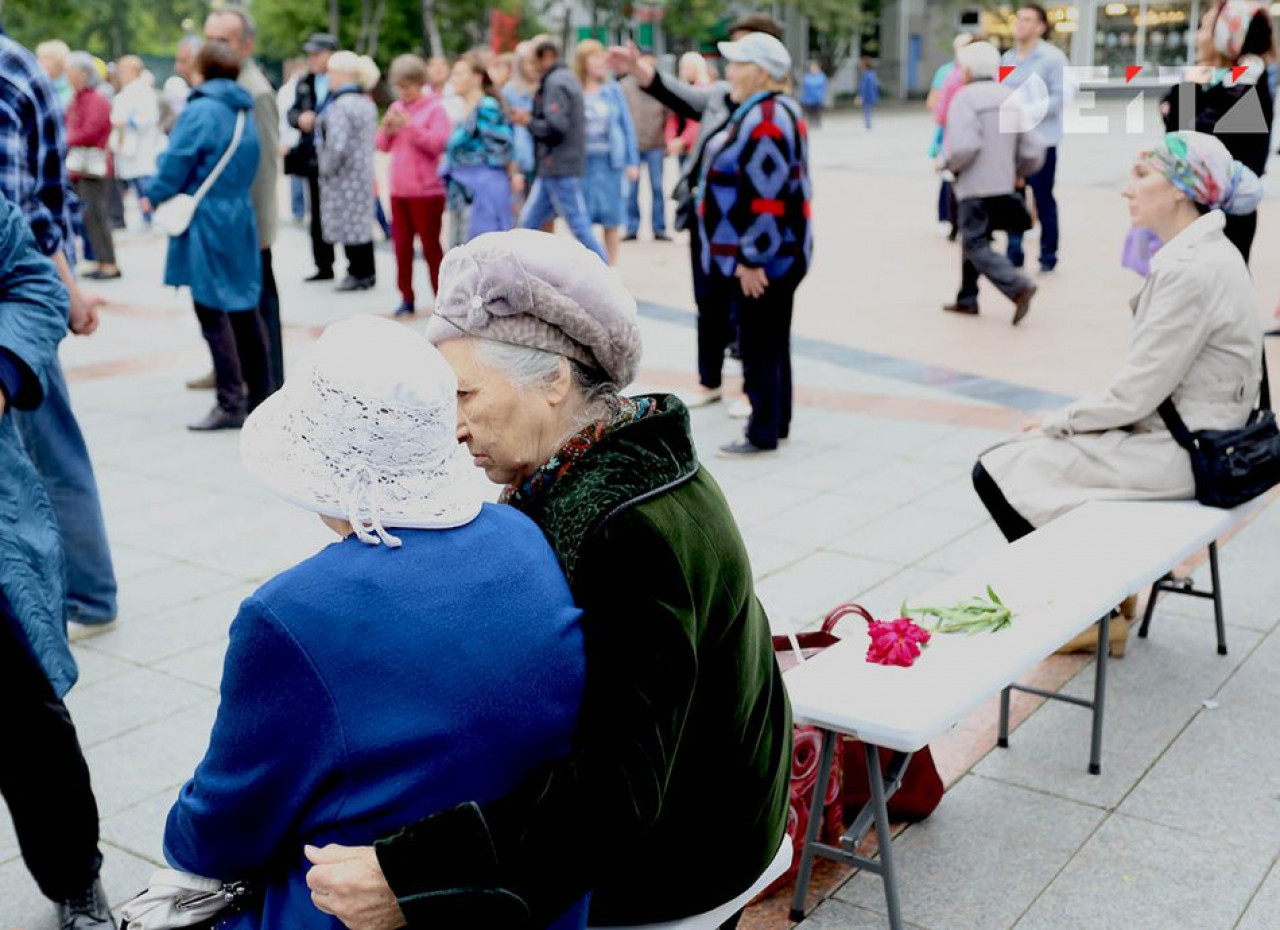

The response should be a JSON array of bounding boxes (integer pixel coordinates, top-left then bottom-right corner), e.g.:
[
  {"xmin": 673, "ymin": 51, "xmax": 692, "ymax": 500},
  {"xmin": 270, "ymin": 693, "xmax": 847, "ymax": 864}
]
[{"xmin": 189, "ymin": 405, "xmax": 246, "ymax": 431}]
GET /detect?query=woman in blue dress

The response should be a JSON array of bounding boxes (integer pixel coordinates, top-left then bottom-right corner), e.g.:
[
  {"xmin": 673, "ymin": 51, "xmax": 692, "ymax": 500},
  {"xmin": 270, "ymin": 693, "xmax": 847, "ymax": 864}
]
[{"xmin": 573, "ymin": 39, "xmax": 638, "ymax": 265}]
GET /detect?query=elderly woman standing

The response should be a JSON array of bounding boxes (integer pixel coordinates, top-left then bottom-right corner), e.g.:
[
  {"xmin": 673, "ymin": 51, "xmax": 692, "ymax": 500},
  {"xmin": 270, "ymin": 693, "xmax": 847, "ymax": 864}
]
[
  {"xmin": 975, "ymin": 132, "xmax": 1265, "ymax": 653},
  {"xmin": 444, "ymin": 52, "xmax": 518, "ymax": 243},
  {"xmin": 149, "ymin": 314, "xmax": 589, "ymax": 930},
  {"xmin": 317, "ymin": 51, "xmax": 379, "ymax": 291},
  {"xmin": 147, "ymin": 40, "xmax": 265, "ymax": 432},
  {"xmin": 110, "ymin": 55, "xmax": 166, "ymax": 230},
  {"xmin": 701, "ymin": 33, "xmax": 812, "ymax": 455},
  {"xmin": 306, "ymin": 230, "xmax": 792, "ymax": 930},
  {"xmin": 574, "ymin": 39, "xmax": 639, "ymax": 265},
  {"xmin": 64, "ymin": 52, "xmax": 119, "ymax": 280},
  {"xmin": 1160, "ymin": 0, "xmax": 1274, "ymax": 263}
]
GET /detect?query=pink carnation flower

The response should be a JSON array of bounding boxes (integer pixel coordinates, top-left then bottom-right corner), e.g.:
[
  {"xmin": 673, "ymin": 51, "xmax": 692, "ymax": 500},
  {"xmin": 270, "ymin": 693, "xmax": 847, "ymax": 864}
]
[{"xmin": 865, "ymin": 617, "xmax": 932, "ymax": 668}]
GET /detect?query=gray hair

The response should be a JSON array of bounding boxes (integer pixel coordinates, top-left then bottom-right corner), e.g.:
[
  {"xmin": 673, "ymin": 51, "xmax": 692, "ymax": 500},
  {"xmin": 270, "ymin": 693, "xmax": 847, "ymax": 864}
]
[
  {"xmin": 65, "ymin": 52, "xmax": 99, "ymax": 86},
  {"xmin": 471, "ymin": 339, "xmax": 620, "ymax": 431}
]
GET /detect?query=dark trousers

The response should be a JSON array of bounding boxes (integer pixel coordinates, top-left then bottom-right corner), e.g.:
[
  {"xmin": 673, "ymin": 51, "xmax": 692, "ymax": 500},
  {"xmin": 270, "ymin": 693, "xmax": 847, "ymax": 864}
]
[
  {"xmin": 259, "ymin": 248, "xmax": 283, "ymax": 392},
  {"xmin": 972, "ymin": 462, "xmax": 1035, "ymax": 542},
  {"xmin": 391, "ymin": 195, "xmax": 446, "ymax": 304},
  {"xmin": 958, "ymin": 198, "xmax": 1032, "ymax": 308},
  {"xmin": 73, "ymin": 178, "xmax": 115, "ymax": 266},
  {"xmin": 1224, "ymin": 211, "xmax": 1258, "ymax": 264},
  {"xmin": 194, "ymin": 303, "xmax": 271, "ymax": 415},
  {"xmin": 1006, "ymin": 145, "xmax": 1058, "ymax": 269},
  {"xmin": 106, "ymin": 177, "xmax": 125, "ymax": 229},
  {"xmin": 723, "ymin": 270, "xmax": 800, "ymax": 449},
  {"xmin": 692, "ymin": 226, "xmax": 734, "ymax": 389},
  {"xmin": 307, "ymin": 173, "xmax": 335, "ymax": 275},
  {"xmin": 342, "ymin": 241, "xmax": 376, "ymax": 281},
  {"xmin": 0, "ymin": 590, "xmax": 103, "ymax": 901}
]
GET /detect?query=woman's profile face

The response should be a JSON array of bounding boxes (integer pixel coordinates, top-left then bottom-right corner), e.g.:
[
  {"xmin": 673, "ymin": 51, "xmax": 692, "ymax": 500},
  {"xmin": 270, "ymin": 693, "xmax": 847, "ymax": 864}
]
[
  {"xmin": 1123, "ymin": 159, "xmax": 1184, "ymax": 230},
  {"xmin": 68, "ymin": 68, "xmax": 88, "ymax": 91},
  {"xmin": 438, "ymin": 338, "xmax": 562, "ymax": 487}
]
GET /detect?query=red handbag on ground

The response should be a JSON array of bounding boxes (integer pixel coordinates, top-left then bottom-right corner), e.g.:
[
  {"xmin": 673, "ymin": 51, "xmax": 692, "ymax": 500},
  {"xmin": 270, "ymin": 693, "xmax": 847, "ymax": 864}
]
[{"xmin": 768, "ymin": 604, "xmax": 945, "ymax": 891}]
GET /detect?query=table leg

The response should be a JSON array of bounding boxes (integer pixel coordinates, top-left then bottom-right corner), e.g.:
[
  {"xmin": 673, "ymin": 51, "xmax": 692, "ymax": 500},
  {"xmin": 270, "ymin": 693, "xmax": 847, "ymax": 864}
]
[
  {"xmin": 1089, "ymin": 611, "xmax": 1110, "ymax": 775},
  {"xmin": 864, "ymin": 741, "xmax": 904, "ymax": 930},
  {"xmin": 789, "ymin": 728, "xmax": 839, "ymax": 922},
  {"xmin": 1209, "ymin": 541, "xmax": 1227, "ymax": 656},
  {"xmin": 997, "ymin": 686, "xmax": 1012, "ymax": 748}
]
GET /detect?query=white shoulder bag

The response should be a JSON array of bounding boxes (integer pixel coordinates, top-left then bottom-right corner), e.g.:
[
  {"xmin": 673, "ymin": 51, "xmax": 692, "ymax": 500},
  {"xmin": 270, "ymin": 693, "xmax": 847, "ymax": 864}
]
[
  {"xmin": 119, "ymin": 868, "xmax": 252, "ymax": 929},
  {"xmin": 153, "ymin": 111, "xmax": 246, "ymax": 238}
]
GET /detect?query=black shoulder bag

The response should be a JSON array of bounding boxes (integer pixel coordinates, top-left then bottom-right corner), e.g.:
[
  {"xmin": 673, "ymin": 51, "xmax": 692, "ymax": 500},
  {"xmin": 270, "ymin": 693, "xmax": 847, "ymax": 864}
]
[{"xmin": 1158, "ymin": 350, "xmax": 1280, "ymax": 508}]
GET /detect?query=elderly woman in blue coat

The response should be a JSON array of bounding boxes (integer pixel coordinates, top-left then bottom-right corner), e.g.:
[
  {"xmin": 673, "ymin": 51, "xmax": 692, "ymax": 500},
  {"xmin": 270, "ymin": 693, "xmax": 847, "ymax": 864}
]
[
  {"xmin": 145, "ymin": 40, "xmax": 268, "ymax": 432},
  {"xmin": 0, "ymin": 197, "xmax": 115, "ymax": 928},
  {"xmin": 140, "ymin": 315, "xmax": 590, "ymax": 930}
]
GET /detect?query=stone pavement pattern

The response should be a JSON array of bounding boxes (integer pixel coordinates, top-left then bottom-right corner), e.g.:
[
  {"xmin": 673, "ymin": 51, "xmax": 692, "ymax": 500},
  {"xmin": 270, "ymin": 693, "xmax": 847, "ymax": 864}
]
[{"xmin": 3, "ymin": 104, "xmax": 1278, "ymax": 930}]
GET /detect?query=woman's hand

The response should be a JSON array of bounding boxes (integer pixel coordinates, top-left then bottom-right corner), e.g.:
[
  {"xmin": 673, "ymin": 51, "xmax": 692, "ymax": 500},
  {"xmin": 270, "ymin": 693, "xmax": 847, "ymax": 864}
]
[
  {"xmin": 511, "ymin": 172, "xmax": 526, "ymax": 194},
  {"xmin": 666, "ymin": 139, "xmax": 685, "ymax": 157},
  {"xmin": 305, "ymin": 844, "xmax": 405, "ymax": 930},
  {"xmin": 298, "ymin": 111, "xmax": 317, "ymax": 133},
  {"xmin": 138, "ymin": 197, "xmax": 152, "ymax": 215},
  {"xmin": 381, "ymin": 109, "xmax": 406, "ymax": 134},
  {"xmin": 735, "ymin": 265, "xmax": 769, "ymax": 299},
  {"xmin": 625, "ymin": 166, "xmax": 640, "ymax": 183},
  {"xmin": 510, "ymin": 108, "xmax": 532, "ymax": 127}
]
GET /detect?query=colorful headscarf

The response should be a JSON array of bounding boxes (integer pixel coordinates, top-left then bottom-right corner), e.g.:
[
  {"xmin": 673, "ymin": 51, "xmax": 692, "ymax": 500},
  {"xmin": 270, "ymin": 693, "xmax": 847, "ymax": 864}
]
[
  {"xmin": 1213, "ymin": 1, "xmax": 1268, "ymax": 61},
  {"xmin": 1141, "ymin": 131, "xmax": 1263, "ymax": 215}
]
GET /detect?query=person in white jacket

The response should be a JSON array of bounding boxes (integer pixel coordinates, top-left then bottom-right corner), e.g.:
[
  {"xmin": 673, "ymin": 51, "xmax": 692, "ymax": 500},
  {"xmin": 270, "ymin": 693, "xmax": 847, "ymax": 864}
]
[
  {"xmin": 975, "ymin": 132, "xmax": 1265, "ymax": 542},
  {"xmin": 277, "ymin": 58, "xmax": 307, "ymax": 223},
  {"xmin": 109, "ymin": 56, "xmax": 167, "ymax": 229}
]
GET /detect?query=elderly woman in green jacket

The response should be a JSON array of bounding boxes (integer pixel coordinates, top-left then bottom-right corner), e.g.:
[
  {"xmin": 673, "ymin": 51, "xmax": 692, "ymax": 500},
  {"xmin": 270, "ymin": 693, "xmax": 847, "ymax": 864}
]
[{"xmin": 304, "ymin": 228, "xmax": 792, "ymax": 930}]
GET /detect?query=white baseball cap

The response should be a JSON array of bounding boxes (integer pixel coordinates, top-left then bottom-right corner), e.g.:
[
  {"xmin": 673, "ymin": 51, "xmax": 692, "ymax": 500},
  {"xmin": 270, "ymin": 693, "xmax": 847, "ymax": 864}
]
[{"xmin": 718, "ymin": 33, "xmax": 792, "ymax": 81}]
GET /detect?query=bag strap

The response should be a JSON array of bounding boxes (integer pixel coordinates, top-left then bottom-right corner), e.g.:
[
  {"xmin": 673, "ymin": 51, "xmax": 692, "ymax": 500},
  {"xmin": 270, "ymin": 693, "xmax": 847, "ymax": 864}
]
[
  {"xmin": 192, "ymin": 110, "xmax": 246, "ymax": 207},
  {"xmin": 820, "ymin": 603, "xmax": 874, "ymax": 634},
  {"xmin": 1159, "ymin": 344, "xmax": 1271, "ymax": 448}
]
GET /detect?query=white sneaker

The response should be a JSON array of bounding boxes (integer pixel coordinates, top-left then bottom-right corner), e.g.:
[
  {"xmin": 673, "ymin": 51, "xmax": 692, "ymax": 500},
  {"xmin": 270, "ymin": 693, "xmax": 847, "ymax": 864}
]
[
  {"xmin": 728, "ymin": 399, "xmax": 752, "ymax": 419},
  {"xmin": 681, "ymin": 388, "xmax": 723, "ymax": 409},
  {"xmin": 935, "ymin": 221, "xmax": 952, "ymax": 237},
  {"xmin": 67, "ymin": 619, "xmax": 117, "ymax": 642}
]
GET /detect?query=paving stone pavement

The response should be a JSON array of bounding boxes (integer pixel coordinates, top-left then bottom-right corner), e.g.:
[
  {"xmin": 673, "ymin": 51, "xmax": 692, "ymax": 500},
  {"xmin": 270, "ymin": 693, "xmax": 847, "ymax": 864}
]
[{"xmin": 4, "ymin": 106, "xmax": 1279, "ymax": 930}]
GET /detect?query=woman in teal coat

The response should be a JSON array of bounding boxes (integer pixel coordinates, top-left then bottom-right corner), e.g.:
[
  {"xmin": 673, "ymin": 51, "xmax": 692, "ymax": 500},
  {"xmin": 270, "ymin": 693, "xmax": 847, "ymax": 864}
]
[{"xmin": 147, "ymin": 41, "xmax": 268, "ymax": 432}]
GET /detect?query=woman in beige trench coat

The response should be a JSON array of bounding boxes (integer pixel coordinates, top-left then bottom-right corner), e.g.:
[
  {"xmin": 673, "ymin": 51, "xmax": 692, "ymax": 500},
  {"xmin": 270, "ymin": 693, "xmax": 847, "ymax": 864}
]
[{"xmin": 974, "ymin": 132, "xmax": 1265, "ymax": 542}]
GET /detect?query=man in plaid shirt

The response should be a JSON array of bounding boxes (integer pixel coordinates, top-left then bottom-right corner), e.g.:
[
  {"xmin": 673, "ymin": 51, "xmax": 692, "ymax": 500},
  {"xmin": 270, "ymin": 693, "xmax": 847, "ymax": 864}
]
[{"xmin": 0, "ymin": 37, "xmax": 118, "ymax": 637}]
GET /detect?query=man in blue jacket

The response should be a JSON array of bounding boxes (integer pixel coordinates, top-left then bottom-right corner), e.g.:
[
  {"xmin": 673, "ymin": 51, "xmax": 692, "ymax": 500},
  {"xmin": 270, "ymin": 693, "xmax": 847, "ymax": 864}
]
[{"xmin": 0, "ymin": 195, "xmax": 113, "ymax": 929}]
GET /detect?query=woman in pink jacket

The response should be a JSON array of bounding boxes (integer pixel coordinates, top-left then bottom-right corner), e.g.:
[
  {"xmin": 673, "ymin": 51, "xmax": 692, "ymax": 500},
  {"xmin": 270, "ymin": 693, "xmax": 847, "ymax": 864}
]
[{"xmin": 376, "ymin": 54, "xmax": 451, "ymax": 317}]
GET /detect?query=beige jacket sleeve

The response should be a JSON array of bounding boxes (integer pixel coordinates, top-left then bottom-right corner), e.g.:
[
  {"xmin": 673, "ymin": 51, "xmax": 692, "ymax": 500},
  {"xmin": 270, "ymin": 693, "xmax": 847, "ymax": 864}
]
[
  {"xmin": 1041, "ymin": 265, "xmax": 1213, "ymax": 436},
  {"xmin": 242, "ymin": 62, "xmax": 279, "ymax": 248}
]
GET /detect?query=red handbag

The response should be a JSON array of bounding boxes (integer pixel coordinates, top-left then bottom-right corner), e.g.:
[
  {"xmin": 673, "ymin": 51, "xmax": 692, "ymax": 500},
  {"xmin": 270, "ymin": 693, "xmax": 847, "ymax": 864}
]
[{"xmin": 769, "ymin": 604, "xmax": 945, "ymax": 892}]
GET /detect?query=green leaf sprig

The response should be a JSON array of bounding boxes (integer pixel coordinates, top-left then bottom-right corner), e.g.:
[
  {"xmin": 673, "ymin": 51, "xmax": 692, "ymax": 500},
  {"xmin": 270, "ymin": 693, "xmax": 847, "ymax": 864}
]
[{"xmin": 901, "ymin": 586, "xmax": 1014, "ymax": 636}]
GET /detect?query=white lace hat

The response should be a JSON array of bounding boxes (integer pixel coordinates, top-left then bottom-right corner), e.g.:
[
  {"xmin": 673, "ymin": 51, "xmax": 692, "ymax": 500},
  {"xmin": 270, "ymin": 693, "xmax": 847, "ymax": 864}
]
[{"xmin": 240, "ymin": 315, "xmax": 484, "ymax": 546}]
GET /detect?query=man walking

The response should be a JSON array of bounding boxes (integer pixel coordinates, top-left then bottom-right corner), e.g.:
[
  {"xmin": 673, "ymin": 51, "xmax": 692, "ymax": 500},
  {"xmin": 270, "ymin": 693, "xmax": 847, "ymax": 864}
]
[
  {"xmin": 287, "ymin": 33, "xmax": 338, "ymax": 282},
  {"xmin": 939, "ymin": 40, "xmax": 1044, "ymax": 325},
  {"xmin": 1001, "ymin": 3, "xmax": 1066, "ymax": 274},
  {"xmin": 621, "ymin": 48, "xmax": 669, "ymax": 242},
  {"xmin": 512, "ymin": 40, "xmax": 607, "ymax": 261},
  {"xmin": 205, "ymin": 8, "xmax": 283, "ymax": 391}
]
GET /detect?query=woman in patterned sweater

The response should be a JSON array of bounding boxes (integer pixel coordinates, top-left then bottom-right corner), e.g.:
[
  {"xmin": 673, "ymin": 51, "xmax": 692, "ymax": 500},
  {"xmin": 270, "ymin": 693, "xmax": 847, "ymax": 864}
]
[{"xmin": 699, "ymin": 32, "xmax": 812, "ymax": 456}]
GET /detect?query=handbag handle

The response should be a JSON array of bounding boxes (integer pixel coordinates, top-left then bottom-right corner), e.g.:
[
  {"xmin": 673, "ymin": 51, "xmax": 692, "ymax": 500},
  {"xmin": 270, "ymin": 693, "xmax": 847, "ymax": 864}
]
[
  {"xmin": 191, "ymin": 110, "xmax": 245, "ymax": 209},
  {"xmin": 820, "ymin": 602, "xmax": 875, "ymax": 634},
  {"xmin": 1159, "ymin": 344, "xmax": 1270, "ymax": 452}
]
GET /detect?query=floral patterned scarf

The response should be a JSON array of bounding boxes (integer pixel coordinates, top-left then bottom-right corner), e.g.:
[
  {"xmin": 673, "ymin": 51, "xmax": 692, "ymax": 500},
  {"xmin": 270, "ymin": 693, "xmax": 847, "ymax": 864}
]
[{"xmin": 503, "ymin": 396, "xmax": 658, "ymax": 507}]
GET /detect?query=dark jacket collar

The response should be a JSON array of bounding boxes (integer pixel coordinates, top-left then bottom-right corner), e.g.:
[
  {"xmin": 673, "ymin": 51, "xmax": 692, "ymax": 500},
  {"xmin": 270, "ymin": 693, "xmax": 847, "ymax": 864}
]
[{"xmin": 508, "ymin": 394, "xmax": 699, "ymax": 585}]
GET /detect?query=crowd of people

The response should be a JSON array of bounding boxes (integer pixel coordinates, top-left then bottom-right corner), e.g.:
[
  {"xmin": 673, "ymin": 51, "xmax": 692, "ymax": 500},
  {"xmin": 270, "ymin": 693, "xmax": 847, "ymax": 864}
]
[{"xmin": 3, "ymin": 3, "xmax": 1279, "ymax": 930}]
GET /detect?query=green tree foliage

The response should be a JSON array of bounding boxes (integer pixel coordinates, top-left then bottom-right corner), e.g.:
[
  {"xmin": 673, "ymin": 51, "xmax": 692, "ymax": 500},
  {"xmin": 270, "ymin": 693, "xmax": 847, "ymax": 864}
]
[
  {"xmin": 659, "ymin": 0, "xmax": 723, "ymax": 54},
  {"xmin": 795, "ymin": 0, "xmax": 871, "ymax": 72},
  {"xmin": 3, "ymin": 0, "xmax": 207, "ymax": 58}
]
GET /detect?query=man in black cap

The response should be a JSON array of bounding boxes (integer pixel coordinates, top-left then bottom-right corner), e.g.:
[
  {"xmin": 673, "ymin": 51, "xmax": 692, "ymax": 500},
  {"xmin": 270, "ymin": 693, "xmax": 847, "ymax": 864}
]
[{"xmin": 287, "ymin": 33, "xmax": 338, "ymax": 282}]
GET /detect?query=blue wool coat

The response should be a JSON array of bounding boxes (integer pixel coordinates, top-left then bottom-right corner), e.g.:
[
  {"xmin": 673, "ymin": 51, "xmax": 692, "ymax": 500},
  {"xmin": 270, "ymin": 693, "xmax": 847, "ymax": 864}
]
[
  {"xmin": 164, "ymin": 504, "xmax": 589, "ymax": 930},
  {"xmin": 0, "ymin": 197, "xmax": 76, "ymax": 697},
  {"xmin": 149, "ymin": 79, "xmax": 262, "ymax": 312}
]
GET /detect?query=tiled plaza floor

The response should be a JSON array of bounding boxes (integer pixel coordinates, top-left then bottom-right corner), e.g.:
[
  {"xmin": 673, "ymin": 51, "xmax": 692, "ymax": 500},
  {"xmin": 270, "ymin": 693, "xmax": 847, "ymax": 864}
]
[{"xmin": 4, "ymin": 104, "xmax": 1278, "ymax": 930}]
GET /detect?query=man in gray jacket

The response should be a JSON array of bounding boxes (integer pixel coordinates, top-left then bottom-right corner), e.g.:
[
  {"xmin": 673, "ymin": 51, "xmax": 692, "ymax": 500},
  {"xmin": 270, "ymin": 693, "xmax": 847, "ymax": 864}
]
[
  {"xmin": 205, "ymin": 8, "xmax": 283, "ymax": 390},
  {"xmin": 512, "ymin": 40, "xmax": 606, "ymax": 261},
  {"xmin": 939, "ymin": 40, "xmax": 1045, "ymax": 325}
]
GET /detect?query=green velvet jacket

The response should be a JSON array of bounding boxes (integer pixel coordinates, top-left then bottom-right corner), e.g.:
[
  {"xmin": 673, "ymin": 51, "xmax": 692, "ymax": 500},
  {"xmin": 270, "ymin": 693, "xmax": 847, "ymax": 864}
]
[{"xmin": 376, "ymin": 395, "xmax": 792, "ymax": 926}]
